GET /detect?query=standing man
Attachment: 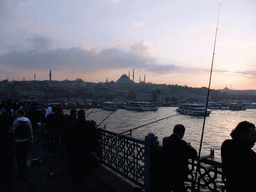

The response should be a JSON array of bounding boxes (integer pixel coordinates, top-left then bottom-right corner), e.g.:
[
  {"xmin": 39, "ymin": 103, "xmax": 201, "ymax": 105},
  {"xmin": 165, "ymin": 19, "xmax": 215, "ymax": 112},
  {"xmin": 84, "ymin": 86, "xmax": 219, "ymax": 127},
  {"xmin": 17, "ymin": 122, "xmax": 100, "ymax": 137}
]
[
  {"xmin": 221, "ymin": 121, "xmax": 256, "ymax": 192},
  {"xmin": 162, "ymin": 124, "xmax": 197, "ymax": 192},
  {"xmin": 68, "ymin": 109, "xmax": 97, "ymax": 187},
  {"xmin": 12, "ymin": 110, "xmax": 33, "ymax": 179}
]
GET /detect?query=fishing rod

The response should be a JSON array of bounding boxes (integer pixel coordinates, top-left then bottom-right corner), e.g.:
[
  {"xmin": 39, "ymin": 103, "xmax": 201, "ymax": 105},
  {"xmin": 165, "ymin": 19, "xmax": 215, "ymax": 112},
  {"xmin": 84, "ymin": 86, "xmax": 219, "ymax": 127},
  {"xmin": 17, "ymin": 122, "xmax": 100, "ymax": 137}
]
[
  {"xmin": 195, "ymin": 4, "xmax": 221, "ymax": 191},
  {"xmin": 198, "ymin": 3, "xmax": 221, "ymax": 160},
  {"xmin": 96, "ymin": 107, "xmax": 118, "ymax": 128},
  {"xmin": 99, "ymin": 113, "xmax": 180, "ymax": 141},
  {"xmin": 86, "ymin": 107, "xmax": 96, "ymax": 117},
  {"xmin": 116, "ymin": 113, "xmax": 180, "ymax": 137}
]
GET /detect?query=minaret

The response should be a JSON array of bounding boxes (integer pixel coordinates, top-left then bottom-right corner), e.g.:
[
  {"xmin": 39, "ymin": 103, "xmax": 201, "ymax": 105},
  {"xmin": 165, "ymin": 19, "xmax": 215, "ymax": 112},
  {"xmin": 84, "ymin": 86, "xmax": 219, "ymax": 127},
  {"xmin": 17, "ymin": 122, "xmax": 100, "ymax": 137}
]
[
  {"xmin": 49, "ymin": 70, "xmax": 52, "ymax": 81},
  {"xmin": 34, "ymin": 73, "xmax": 36, "ymax": 81},
  {"xmin": 133, "ymin": 68, "xmax": 134, "ymax": 82},
  {"xmin": 144, "ymin": 75, "xmax": 146, "ymax": 83}
]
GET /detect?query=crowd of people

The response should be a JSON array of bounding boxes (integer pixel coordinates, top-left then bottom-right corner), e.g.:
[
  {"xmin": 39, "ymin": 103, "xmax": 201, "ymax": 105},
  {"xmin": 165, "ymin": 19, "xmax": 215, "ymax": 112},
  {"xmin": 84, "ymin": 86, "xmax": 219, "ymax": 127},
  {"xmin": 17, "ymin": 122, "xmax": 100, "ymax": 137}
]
[
  {"xmin": 0, "ymin": 100, "xmax": 41, "ymax": 187},
  {"xmin": 0, "ymin": 100, "xmax": 98, "ymax": 190},
  {"xmin": 1, "ymin": 100, "xmax": 256, "ymax": 192}
]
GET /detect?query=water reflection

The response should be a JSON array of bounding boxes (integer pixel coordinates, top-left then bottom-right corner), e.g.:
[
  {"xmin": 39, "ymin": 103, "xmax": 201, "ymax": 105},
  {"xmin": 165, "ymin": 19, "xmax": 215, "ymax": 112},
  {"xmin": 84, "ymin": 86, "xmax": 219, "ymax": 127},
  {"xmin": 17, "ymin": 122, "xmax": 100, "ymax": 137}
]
[{"xmin": 66, "ymin": 107, "xmax": 256, "ymax": 159}]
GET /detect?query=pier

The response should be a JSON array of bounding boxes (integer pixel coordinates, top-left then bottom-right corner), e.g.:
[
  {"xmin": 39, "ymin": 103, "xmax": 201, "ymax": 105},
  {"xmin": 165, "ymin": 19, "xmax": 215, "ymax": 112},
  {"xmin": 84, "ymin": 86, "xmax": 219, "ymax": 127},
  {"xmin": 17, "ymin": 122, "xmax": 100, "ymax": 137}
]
[{"xmin": 4, "ymin": 125, "xmax": 226, "ymax": 192}]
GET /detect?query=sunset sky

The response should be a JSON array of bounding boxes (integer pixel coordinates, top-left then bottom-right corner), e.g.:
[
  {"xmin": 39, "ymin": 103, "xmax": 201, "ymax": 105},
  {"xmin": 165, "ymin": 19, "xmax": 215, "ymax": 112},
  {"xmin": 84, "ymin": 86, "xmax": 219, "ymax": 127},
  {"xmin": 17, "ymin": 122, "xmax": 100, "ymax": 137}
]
[{"xmin": 1, "ymin": 0, "xmax": 256, "ymax": 90}]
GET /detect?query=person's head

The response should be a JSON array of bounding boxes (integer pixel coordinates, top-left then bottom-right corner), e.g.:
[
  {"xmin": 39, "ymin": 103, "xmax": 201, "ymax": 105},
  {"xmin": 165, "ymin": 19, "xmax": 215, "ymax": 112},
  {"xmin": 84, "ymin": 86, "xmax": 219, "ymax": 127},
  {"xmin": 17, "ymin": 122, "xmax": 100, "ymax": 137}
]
[
  {"xmin": 17, "ymin": 109, "xmax": 25, "ymax": 117},
  {"xmin": 57, "ymin": 108, "xmax": 64, "ymax": 116},
  {"xmin": 70, "ymin": 109, "xmax": 77, "ymax": 120},
  {"xmin": 230, "ymin": 121, "xmax": 256, "ymax": 147},
  {"xmin": 78, "ymin": 109, "xmax": 86, "ymax": 120},
  {"xmin": 52, "ymin": 105, "xmax": 57, "ymax": 113},
  {"xmin": 173, "ymin": 124, "xmax": 186, "ymax": 139}
]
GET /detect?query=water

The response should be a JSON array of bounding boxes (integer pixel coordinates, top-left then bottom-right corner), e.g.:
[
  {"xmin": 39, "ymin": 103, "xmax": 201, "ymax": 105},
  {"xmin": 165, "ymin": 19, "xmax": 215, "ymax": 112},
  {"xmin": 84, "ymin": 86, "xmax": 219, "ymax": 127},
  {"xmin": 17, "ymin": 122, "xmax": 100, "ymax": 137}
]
[{"xmin": 66, "ymin": 107, "xmax": 256, "ymax": 160}]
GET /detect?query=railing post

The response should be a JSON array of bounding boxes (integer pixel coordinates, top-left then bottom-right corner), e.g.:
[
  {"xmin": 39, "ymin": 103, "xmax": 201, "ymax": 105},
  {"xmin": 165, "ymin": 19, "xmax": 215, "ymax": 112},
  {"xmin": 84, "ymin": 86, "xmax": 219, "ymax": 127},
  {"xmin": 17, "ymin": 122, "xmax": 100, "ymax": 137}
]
[
  {"xmin": 145, "ymin": 132, "xmax": 158, "ymax": 192},
  {"xmin": 97, "ymin": 128, "xmax": 103, "ymax": 165}
]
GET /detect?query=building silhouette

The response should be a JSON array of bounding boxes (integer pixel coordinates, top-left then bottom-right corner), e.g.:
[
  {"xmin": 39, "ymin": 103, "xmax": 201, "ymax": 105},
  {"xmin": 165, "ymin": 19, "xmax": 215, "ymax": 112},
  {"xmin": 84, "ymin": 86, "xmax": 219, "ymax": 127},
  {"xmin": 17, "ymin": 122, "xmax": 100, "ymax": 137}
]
[{"xmin": 49, "ymin": 70, "xmax": 52, "ymax": 81}]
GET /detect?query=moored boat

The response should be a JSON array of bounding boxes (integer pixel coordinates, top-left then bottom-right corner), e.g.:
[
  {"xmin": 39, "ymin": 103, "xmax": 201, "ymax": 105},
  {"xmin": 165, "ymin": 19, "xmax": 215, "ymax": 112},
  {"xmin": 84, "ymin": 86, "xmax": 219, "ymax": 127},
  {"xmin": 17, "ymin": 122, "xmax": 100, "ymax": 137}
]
[
  {"xmin": 101, "ymin": 102, "xmax": 118, "ymax": 111},
  {"xmin": 229, "ymin": 103, "xmax": 246, "ymax": 111},
  {"xmin": 176, "ymin": 104, "xmax": 211, "ymax": 116},
  {"xmin": 209, "ymin": 102, "xmax": 220, "ymax": 109},
  {"xmin": 122, "ymin": 101, "xmax": 158, "ymax": 111},
  {"xmin": 218, "ymin": 103, "xmax": 230, "ymax": 110}
]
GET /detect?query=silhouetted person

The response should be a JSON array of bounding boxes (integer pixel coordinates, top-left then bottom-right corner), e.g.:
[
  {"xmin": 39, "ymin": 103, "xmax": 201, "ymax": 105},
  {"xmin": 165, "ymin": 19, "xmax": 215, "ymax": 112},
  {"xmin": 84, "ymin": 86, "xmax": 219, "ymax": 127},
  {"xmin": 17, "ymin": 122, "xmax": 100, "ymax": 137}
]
[
  {"xmin": 68, "ymin": 109, "xmax": 97, "ymax": 187},
  {"xmin": 45, "ymin": 105, "xmax": 57, "ymax": 153},
  {"xmin": 0, "ymin": 115, "xmax": 14, "ymax": 187},
  {"xmin": 221, "ymin": 121, "xmax": 256, "ymax": 192},
  {"xmin": 65, "ymin": 109, "xmax": 77, "ymax": 158},
  {"xmin": 12, "ymin": 110, "xmax": 33, "ymax": 179},
  {"xmin": 162, "ymin": 124, "xmax": 197, "ymax": 192},
  {"xmin": 55, "ymin": 106, "xmax": 66, "ymax": 155}
]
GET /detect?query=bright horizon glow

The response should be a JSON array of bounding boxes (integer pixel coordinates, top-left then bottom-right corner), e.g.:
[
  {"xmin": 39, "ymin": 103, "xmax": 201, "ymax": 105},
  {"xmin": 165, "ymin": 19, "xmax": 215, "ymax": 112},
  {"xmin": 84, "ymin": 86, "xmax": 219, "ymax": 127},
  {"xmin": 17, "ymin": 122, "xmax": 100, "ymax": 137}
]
[{"xmin": 1, "ymin": 0, "xmax": 256, "ymax": 90}]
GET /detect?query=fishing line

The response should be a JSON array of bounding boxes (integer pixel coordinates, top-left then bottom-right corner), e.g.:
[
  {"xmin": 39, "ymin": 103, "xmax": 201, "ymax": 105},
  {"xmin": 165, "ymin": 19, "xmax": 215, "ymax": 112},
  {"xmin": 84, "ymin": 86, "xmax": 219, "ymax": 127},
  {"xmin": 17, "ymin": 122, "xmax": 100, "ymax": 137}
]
[
  {"xmin": 99, "ymin": 113, "xmax": 180, "ymax": 142},
  {"xmin": 96, "ymin": 107, "xmax": 118, "ymax": 128},
  {"xmin": 86, "ymin": 108, "xmax": 96, "ymax": 117}
]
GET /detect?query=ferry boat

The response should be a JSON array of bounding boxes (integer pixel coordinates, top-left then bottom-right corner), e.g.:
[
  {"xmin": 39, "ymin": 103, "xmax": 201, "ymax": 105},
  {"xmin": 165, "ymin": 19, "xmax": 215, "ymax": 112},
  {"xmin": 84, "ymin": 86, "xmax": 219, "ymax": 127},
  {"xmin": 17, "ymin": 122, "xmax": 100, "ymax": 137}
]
[
  {"xmin": 121, "ymin": 101, "xmax": 158, "ymax": 111},
  {"xmin": 176, "ymin": 104, "xmax": 211, "ymax": 116},
  {"xmin": 237, "ymin": 101, "xmax": 256, "ymax": 109},
  {"xmin": 229, "ymin": 103, "xmax": 246, "ymax": 111},
  {"xmin": 101, "ymin": 102, "xmax": 118, "ymax": 111},
  {"xmin": 208, "ymin": 102, "xmax": 220, "ymax": 109},
  {"xmin": 219, "ymin": 104, "xmax": 230, "ymax": 110}
]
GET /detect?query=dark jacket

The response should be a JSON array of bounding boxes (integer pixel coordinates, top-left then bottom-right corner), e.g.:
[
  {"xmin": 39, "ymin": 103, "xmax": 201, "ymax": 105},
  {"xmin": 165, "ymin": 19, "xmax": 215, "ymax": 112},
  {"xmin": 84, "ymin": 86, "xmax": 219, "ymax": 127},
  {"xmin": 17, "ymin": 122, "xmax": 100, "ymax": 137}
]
[
  {"xmin": 162, "ymin": 134, "xmax": 197, "ymax": 180},
  {"xmin": 46, "ymin": 113, "xmax": 57, "ymax": 131},
  {"xmin": 221, "ymin": 139, "xmax": 256, "ymax": 192},
  {"xmin": 67, "ymin": 118, "xmax": 97, "ymax": 157}
]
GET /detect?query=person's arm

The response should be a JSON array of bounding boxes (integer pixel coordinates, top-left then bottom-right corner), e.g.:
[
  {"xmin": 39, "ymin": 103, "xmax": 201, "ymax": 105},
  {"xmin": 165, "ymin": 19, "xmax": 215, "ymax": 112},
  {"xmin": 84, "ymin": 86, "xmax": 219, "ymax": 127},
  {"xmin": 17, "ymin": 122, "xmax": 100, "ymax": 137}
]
[
  {"xmin": 186, "ymin": 142, "xmax": 197, "ymax": 158},
  {"xmin": 27, "ymin": 120, "xmax": 33, "ymax": 145},
  {"xmin": 12, "ymin": 119, "xmax": 18, "ymax": 133}
]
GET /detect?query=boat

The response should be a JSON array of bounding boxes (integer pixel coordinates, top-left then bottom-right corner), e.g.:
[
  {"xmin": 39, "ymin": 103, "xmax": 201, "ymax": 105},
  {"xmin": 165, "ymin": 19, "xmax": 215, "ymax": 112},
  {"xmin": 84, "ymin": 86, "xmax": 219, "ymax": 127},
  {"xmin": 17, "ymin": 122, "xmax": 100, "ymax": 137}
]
[
  {"xmin": 101, "ymin": 102, "xmax": 118, "ymax": 111},
  {"xmin": 176, "ymin": 104, "xmax": 211, "ymax": 116},
  {"xmin": 229, "ymin": 103, "xmax": 246, "ymax": 111},
  {"xmin": 209, "ymin": 102, "xmax": 220, "ymax": 109},
  {"xmin": 237, "ymin": 101, "xmax": 256, "ymax": 109},
  {"xmin": 121, "ymin": 101, "xmax": 158, "ymax": 111},
  {"xmin": 219, "ymin": 103, "xmax": 230, "ymax": 110}
]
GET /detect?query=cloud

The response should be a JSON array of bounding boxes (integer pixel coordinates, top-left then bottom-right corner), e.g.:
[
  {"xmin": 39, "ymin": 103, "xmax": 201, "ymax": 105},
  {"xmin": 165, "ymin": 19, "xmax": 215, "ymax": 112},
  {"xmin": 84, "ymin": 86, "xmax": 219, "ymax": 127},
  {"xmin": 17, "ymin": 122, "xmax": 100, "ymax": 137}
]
[
  {"xmin": 235, "ymin": 70, "xmax": 256, "ymax": 78},
  {"xmin": 110, "ymin": 0, "xmax": 121, "ymax": 3},
  {"xmin": 0, "ymin": 48, "xmax": 174, "ymax": 74},
  {"xmin": 132, "ymin": 21, "xmax": 145, "ymax": 28},
  {"xmin": 0, "ymin": 40, "xmax": 211, "ymax": 77},
  {"xmin": 21, "ymin": 19, "xmax": 56, "ymax": 34},
  {"xmin": 130, "ymin": 40, "xmax": 155, "ymax": 56},
  {"xmin": 27, "ymin": 35, "xmax": 54, "ymax": 51}
]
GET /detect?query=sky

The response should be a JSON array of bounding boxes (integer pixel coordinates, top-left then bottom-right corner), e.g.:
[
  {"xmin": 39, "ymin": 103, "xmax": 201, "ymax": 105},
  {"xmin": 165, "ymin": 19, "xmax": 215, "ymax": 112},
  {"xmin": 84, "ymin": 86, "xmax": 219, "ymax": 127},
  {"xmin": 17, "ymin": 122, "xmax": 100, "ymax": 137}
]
[{"xmin": 1, "ymin": 0, "xmax": 256, "ymax": 90}]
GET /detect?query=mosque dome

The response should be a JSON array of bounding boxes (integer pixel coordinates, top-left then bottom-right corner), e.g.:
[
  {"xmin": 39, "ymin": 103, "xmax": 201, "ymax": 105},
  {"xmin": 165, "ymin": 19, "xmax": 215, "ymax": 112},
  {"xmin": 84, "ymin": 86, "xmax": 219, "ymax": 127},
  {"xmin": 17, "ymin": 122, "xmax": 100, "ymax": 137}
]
[{"xmin": 116, "ymin": 74, "xmax": 134, "ymax": 85}]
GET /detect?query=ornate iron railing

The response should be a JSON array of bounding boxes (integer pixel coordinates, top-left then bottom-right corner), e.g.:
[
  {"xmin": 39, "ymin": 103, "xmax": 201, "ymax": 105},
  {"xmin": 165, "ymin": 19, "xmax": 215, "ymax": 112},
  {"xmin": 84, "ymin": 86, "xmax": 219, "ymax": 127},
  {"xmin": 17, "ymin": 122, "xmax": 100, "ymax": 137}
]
[
  {"xmin": 97, "ymin": 128, "xmax": 226, "ymax": 191},
  {"xmin": 187, "ymin": 158, "xmax": 226, "ymax": 192},
  {"xmin": 98, "ymin": 128, "xmax": 145, "ymax": 187}
]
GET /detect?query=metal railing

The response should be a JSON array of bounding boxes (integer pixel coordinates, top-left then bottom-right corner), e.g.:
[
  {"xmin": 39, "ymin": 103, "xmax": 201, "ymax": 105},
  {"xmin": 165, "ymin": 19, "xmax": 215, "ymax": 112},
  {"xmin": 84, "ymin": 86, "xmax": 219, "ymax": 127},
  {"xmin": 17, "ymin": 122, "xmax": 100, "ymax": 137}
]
[
  {"xmin": 97, "ymin": 128, "xmax": 226, "ymax": 191},
  {"xmin": 98, "ymin": 128, "xmax": 145, "ymax": 187}
]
